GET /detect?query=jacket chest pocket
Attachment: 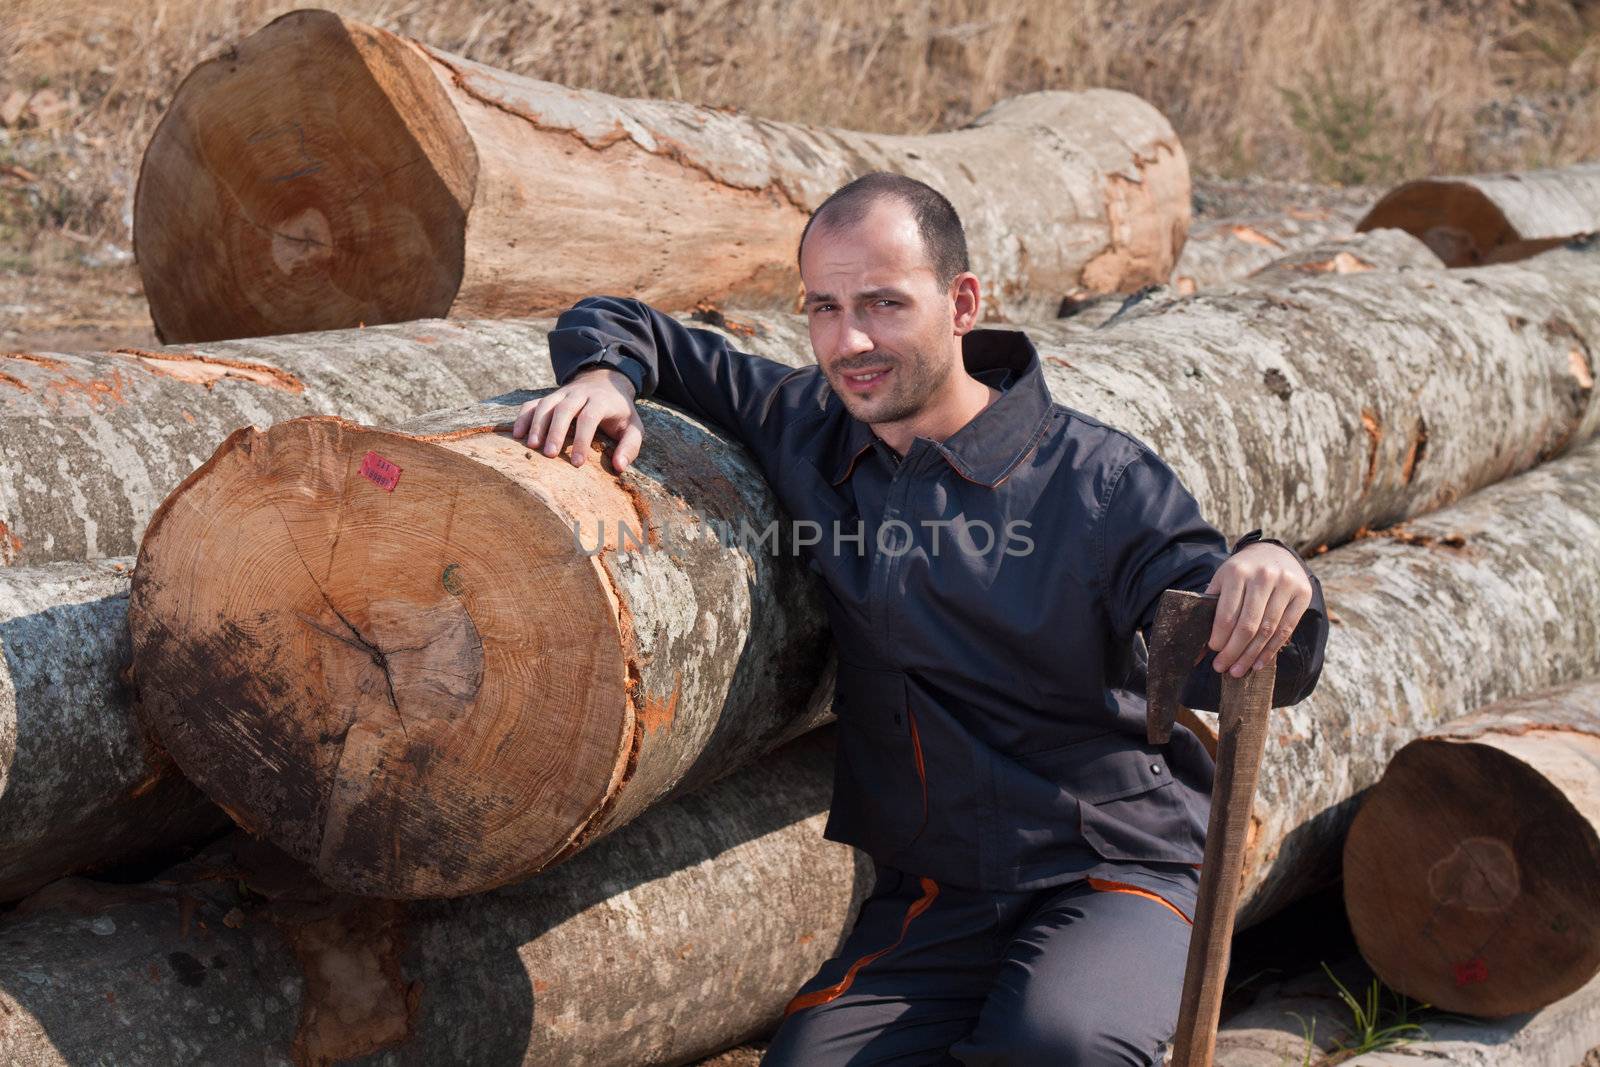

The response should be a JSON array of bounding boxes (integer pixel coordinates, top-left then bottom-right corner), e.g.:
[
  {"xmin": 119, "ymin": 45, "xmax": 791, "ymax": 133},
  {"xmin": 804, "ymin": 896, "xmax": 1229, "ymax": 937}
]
[{"xmin": 825, "ymin": 662, "xmax": 926, "ymax": 857}]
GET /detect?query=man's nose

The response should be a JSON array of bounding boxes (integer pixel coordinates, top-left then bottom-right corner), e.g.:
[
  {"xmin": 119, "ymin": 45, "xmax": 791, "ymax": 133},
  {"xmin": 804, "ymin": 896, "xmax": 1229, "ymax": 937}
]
[{"xmin": 834, "ymin": 315, "xmax": 875, "ymax": 361}]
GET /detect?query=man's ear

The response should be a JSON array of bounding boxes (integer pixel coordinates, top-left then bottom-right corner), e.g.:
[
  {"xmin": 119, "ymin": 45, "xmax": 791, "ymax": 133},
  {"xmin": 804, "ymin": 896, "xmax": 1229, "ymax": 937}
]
[{"xmin": 950, "ymin": 272, "xmax": 982, "ymax": 334}]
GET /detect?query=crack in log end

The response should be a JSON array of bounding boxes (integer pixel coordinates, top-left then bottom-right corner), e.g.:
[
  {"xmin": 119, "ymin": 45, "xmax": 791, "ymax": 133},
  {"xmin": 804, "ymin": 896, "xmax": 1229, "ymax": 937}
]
[
  {"xmin": 1262, "ymin": 368, "xmax": 1293, "ymax": 402},
  {"xmin": 1360, "ymin": 408, "xmax": 1382, "ymax": 493},
  {"xmin": 279, "ymin": 898, "xmax": 419, "ymax": 1067},
  {"xmin": 0, "ymin": 519, "xmax": 21, "ymax": 564},
  {"xmin": 639, "ymin": 669, "xmax": 683, "ymax": 735},
  {"xmin": 1401, "ymin": 416, "xmax": 1429, "ymax": 484},
  {"xmin": 109, "ymin": 347, "xmax": 307, "ymax": 394},
  {"xmin": 0, "ymin": 370, "xmax": 26, "ymax": 391},
  {"xmin": 1288, "ymin": 251, "xmax": 1374, "ymax": 276}
]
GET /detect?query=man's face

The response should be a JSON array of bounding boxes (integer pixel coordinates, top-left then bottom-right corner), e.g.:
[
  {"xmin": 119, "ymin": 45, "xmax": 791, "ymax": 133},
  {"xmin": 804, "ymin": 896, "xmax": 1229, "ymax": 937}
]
[{"xmin": 799, "ymin": 199, "xmax": 968, "ymax": 426}]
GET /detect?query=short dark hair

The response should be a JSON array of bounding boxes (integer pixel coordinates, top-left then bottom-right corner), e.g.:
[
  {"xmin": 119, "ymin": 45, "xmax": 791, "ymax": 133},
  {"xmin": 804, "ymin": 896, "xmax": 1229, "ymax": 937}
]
[{"xmin": 797, "ymin": 172, "xmax": 971, "ymax": 288}]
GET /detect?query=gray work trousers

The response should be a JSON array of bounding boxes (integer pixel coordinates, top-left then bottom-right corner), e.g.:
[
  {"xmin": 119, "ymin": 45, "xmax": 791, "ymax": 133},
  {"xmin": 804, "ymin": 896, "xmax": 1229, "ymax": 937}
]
[{"xmin": 763, "ymin": 861, "xmax": 1196, "ymax": 1066}]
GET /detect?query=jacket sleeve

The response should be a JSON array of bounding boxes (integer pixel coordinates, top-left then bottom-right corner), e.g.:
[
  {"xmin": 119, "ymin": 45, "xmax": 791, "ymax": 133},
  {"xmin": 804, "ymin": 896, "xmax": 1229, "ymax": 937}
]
[
  {"xmin": 548, "ymin": 295, "xmax": 818, "ymax": 469},
  {"xmin": 1100, "ymin": 446, "xmax": 1329, "ymax": 711}
]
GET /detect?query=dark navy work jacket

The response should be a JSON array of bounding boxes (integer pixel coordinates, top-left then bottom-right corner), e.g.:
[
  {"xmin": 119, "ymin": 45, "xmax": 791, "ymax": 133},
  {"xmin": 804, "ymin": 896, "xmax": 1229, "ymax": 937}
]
[{"xmin": 549, "ymin": 297, "xmax": 1330, "ymax": 897}]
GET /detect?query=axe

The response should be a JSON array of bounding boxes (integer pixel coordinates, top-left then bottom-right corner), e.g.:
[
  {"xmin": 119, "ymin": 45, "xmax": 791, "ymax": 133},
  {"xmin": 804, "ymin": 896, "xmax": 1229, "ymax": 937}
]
[{"xmin": 1146, "ymin": 588, "xmax": 1279, "ymax": 1067}]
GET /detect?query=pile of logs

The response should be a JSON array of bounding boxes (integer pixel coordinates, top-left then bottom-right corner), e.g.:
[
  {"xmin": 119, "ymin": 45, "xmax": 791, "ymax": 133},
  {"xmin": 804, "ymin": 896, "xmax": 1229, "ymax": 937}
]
[{"xmin": 5, "ymin": 7, "xmax": 1600, "ymax": 1064}]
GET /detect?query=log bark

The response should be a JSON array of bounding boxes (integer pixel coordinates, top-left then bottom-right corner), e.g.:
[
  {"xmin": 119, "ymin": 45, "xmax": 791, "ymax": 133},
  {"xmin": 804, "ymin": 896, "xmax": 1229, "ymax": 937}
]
[
  {"xmin": 1358, "ymin": 162, "xmax": 1600, "ymax": 266},
  {"xmin": 1057, "ymin": 226, "xmax": 1442, "ymax": 328},
  {"xmin": 0, "ymin": 729, "xmax": 874, "ymax": 1067},
  {"xmin": 1342, "ymin": 679, "xmax": 1600, "ymax": 1016},
  {"xmin": 129, "ymin": 403, "xmax": 836, "ymax": 897},
  {"xmin": 0, "ymin": 559, "xmax": 228, "ymax": 903},
  {"xmin": 1235, "ymin": 226, "xmax": 1441, "ymax": 289},
  {"xmin": 0, "ymin": 319, "xmax": 564, "ymax": 566},
  {"xmin": 1168, "ymin": 205, "xmax": 1360, "ymax": 291},
  {"xmin": 8, "ymin": 241, "xmax": 1598, "ymax": 569},
  {"xmin": 131, "ymin": 8, "xmax": 1190, "ymax": 343},
  {"xmin": 1238, "ymin": 437, "xmax": 1600, "ymax": 925}
]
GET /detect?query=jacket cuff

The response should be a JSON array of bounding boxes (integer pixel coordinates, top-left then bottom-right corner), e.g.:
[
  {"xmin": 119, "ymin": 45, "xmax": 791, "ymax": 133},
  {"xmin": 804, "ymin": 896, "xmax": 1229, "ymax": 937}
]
[
  {"xmin": 563, "ymin": 345, "xmax": 647, "ymax": 397},
  {"xmin": 1231, "ymin": 528, "xmax": 1314, "ymax": 582}
]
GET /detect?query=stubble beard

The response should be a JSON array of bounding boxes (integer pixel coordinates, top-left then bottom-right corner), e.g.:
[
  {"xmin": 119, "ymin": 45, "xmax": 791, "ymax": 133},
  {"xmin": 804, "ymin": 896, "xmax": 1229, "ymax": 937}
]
[{"xmin": 835, "ymin": 345, "xmax": 953, "ymax": 426}]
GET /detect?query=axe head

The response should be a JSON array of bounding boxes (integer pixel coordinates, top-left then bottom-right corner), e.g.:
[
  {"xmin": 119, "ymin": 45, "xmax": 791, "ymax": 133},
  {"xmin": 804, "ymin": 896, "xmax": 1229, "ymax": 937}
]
[{"xmin": 1145, "ymin": 589, "xmax": 1220, "ymax": 745}]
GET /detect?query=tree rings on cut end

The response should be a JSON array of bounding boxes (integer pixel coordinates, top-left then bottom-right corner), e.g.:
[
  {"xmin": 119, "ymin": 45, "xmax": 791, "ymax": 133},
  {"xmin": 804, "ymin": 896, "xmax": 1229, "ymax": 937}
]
[
  {"xmin": 133, "ymin": 9, "xmax": 475, "ymax": 342},
  {"xmin": 1343, "ymin": 736, "xmax": 1600, "ymax": 1016},
  {"xmin": 130, "ymin": 416, "xmax": 629, "ymax": 898}
]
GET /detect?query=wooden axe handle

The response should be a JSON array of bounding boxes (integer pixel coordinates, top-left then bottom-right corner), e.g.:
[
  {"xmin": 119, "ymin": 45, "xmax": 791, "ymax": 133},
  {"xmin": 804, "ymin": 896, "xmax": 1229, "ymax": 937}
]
[{"xmin": 1168, "ymin": 659, "xmax": 1277, "ymax": 1067}]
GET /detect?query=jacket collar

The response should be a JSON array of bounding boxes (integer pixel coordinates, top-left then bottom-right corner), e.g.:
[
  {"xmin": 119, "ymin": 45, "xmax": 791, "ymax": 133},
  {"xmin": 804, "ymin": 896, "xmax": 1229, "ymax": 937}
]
[{"xmin": 827, "ymin": 328, "xmax": 1054, "ymax": 489}]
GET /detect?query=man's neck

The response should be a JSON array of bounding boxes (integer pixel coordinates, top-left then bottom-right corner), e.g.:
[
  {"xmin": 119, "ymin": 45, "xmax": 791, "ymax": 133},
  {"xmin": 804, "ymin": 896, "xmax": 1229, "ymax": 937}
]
[{"xmin": 872, "ymin": 374, "xmax": 1000, "ymax": 458}]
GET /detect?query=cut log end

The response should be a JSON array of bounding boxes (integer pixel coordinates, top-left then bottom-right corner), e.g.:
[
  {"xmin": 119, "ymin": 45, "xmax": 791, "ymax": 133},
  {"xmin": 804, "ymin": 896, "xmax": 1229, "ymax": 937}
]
[
  {"xmin": 128, "ymin": 416, "xmax": 630, "ymax": 898},
  {"xmin": 1343, "ymin": 732, "xmax": 1600, "ymax": 1016},
  {"xmin": 132, "ymin": 9, "xmax": 474, "ymax": 343}
]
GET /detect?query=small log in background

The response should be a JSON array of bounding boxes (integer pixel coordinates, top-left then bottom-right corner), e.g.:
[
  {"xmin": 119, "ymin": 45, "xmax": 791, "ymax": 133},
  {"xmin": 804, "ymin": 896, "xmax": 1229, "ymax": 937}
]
[
  {"xmin": 1359, "ymin": 161, "xmax": 1600, "ymax": 266},
  {"xmin": 132, "ymin": 8, "xmax": 1190, "ymax": 343},
  {"xmin": 1168, "ymin": 205, "xmax": 1361, "ymax": 291},
  {"xmin": 1343, "ymin": 678, "xmax": 1600, "ymax": 1017}
]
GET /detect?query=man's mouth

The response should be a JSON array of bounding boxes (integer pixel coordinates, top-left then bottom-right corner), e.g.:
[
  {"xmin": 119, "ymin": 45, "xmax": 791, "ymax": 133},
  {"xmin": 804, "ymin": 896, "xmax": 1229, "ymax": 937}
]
[{"xmin": 842, "ymin": 367, "xmax": 892, "ymax": 391}]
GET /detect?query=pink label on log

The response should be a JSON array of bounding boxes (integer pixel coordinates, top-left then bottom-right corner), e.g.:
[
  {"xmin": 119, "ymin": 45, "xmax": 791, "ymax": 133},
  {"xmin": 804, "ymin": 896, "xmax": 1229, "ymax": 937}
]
[
  {"xmin": 1453, "ymin": 957, "xmax": 1489, "ymax": 986},
  {"xmin": 360, "ymin": 451, "xmax": 401, "ymax": 492}
]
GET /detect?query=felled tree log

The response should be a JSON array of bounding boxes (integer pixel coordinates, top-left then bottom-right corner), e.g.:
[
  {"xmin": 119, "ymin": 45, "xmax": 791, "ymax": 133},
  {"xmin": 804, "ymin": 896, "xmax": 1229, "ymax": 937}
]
[
  {"xmin": 9, "ymin": 240, "xmax": 1599, "ymax": 568},
  {"xmin": 130, "ymin": 402, "xmax": 835, "ymax": 897},
  {"xmin": 1018, "ymin": 243, "xmax": 1600, "ymax": 555},
  {"xmin": 0, "ymin": 559, "xmax": 228, "ymax": 903},
  {"xmin": 1055, "ymin": 227, "xmax": 1441, "ymax": 329},
  {"xmin": 1358, "ymin": 162, "xmax": 1600, "ymax": 266},
  {"xmin": 1168, "ymin": 205, "xmax": 1359, "ymax": 292},
  {"xmin": 1238, "ymin": 437, "xmax": 1600, "ymax": 925},
  {"xmin": 132, "ymin": 8, "xmax": 1189, "ymax": 342},
  {"xmin": 0, "ymin": 730, "xmax": 873, "ymax": 1067},
  {"xmin": 1343, "ymin": 679, "xmax": 1600, "ymax": 1017},
  {"xmin": 0, "ymin": 319, "xmax": 563, "ymax": 565},
  {"xmin": 1237, "ymin": 227, "xmax": 1441, "ymax": 289}
]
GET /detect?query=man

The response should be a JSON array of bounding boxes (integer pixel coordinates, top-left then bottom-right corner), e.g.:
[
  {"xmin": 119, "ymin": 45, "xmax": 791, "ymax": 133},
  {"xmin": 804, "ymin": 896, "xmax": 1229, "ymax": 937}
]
[{"xmin": 513, "ymin": 173, "xmax": 1328, "ymax": 1065}]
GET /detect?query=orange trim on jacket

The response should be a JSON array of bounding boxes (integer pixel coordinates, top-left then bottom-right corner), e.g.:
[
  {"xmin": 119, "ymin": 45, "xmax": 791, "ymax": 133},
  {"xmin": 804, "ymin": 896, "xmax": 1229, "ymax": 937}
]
[{"xmin": 783, "ymin": 877, "xmax": 941, "ymax": 1016}]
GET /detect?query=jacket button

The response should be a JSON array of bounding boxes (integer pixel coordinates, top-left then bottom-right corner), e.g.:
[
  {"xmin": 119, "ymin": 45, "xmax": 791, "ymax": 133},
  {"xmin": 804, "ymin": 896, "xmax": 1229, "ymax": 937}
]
[{"xmin": 1150, "ymin": 763, "xmax": 1163, "ymax": 775}]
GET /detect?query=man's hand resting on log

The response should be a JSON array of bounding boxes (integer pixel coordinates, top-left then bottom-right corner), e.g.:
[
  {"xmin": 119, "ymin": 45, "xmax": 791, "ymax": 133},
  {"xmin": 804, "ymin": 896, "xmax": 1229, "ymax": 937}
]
[{"xmin": 512, "ymin": 367, "xmax": 644, "ymax": 473}]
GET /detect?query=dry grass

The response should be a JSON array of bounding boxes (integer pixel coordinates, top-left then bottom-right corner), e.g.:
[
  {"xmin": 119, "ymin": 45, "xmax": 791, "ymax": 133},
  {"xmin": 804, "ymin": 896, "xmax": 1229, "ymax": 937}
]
[{"xmin": 4, "ymin": 0, "xmax": 1600, "ymax": 248}]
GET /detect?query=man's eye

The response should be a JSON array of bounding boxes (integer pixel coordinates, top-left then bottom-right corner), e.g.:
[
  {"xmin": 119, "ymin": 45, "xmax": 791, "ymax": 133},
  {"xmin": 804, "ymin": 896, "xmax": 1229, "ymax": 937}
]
[{"xmin": 875, "ymin": 299, "xmax": 898, "ymax": 307}]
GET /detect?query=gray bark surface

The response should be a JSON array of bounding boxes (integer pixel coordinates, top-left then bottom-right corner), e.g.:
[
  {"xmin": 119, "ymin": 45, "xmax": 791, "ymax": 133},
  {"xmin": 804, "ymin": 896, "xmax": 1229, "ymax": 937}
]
[
  {"xmin": 0, "ymin": 559, "xmax": 227, "ymax": 902},
  {"xmin": 0, "ymin": 319, "xmax": 560, "ymax": 566},
  {"xmin": 1240, "ymin": 437, "xmax": 1600, "ymax": 924},
  {"xmin": 0, "ymin": 730, "xmax": 871, "ymax": 1067},
  {"xmin": 1169, "ymin": 205, "xmax": 1361, "ymax": 291}
]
